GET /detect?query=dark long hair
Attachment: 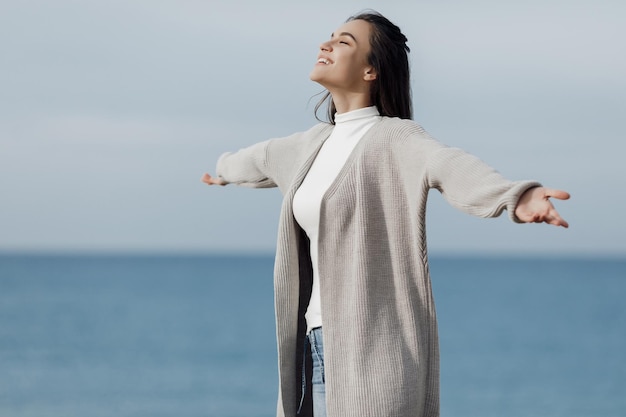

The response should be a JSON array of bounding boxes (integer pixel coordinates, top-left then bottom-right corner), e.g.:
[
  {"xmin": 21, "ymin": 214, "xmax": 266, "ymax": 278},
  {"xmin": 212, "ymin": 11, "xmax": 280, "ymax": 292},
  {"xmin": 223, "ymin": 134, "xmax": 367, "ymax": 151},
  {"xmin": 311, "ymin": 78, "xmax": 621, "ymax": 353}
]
[{"xmin": 315, "ymin": 11, "xmax": 412, "ymax": 124}]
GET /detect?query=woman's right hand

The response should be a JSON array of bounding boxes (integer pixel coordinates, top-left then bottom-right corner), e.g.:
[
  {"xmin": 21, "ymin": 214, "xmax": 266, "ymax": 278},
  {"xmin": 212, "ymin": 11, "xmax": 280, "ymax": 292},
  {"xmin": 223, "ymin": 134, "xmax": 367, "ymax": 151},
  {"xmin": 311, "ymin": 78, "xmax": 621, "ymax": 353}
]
[{"xmin": 201, "ymin": 173, "xmax": 226, "ymax": 186}]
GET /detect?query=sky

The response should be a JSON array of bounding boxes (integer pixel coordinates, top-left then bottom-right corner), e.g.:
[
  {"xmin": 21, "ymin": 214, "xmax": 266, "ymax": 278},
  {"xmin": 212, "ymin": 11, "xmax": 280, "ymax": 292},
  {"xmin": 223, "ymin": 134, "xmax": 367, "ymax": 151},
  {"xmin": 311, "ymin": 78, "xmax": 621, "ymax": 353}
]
[{"xmin": 1, "ymin": 0, "xmax": 624, "ymax": 256}]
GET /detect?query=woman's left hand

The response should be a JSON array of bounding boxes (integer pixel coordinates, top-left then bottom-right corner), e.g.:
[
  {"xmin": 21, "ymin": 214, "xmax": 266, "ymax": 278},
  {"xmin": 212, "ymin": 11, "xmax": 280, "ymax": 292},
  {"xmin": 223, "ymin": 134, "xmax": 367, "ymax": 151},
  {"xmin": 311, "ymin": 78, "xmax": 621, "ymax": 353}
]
[{"xmin": 515, "ymin": 187, "xmax": 570, "ymax": 228}]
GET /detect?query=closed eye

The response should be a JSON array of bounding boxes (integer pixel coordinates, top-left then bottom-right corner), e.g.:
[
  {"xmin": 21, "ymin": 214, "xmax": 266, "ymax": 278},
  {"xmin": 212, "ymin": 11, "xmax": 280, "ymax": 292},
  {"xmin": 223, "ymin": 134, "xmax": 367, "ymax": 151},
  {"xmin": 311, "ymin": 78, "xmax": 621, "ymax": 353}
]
[{"xmin": 330, "ymin": 31, "xmax": 357, "ymax": 45}]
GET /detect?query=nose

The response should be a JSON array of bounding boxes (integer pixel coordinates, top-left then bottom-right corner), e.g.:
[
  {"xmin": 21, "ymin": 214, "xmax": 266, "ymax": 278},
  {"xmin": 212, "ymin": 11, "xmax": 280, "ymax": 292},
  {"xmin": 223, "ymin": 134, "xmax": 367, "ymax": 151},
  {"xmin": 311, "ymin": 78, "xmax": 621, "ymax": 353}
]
[{"xmin": 320, "ymin": 40, "xmax": 332, "ymax": 52}]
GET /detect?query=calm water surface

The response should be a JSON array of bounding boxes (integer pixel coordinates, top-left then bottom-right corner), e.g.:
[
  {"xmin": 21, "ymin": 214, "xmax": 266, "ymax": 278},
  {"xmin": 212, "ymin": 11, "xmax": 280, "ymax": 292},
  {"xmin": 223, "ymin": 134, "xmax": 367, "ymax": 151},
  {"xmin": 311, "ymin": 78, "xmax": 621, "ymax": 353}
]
[{"xmin": 0, "ymin": 254, "xmax": 624, "ymax": 417}]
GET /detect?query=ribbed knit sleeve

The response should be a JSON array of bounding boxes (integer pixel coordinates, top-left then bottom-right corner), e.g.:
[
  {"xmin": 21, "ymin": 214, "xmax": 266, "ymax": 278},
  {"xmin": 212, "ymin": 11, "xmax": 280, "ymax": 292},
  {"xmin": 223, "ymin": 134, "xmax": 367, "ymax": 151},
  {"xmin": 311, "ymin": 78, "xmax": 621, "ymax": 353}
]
[
  {"xmin": 215, "ymin": 123, "xmax": 333, "ymax": 193},
  {"xmin": 216, "ymin": 139, "xmax": 277, "ymax": 188},
  {"xmin": 426, "ymin": 146, "xmax": 541, "ymax": 223}
]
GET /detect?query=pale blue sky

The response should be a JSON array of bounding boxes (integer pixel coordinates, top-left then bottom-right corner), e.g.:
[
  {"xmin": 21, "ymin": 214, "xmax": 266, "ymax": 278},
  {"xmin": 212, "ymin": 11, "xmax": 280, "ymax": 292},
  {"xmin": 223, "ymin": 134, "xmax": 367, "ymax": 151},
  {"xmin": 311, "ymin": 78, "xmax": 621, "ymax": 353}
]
[{"xmin": 1, "ymin": 0, "xmax": 624, "ymax": 255}]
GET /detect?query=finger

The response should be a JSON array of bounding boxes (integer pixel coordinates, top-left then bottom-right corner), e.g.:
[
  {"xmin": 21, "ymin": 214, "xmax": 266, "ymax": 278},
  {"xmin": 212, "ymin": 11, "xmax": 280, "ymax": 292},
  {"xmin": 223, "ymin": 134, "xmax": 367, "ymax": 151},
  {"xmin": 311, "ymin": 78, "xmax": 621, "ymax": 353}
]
[
  {"xmin": 202, "ymin": 173, "xmax": 221, "ymax": 185},
  {"xmin": 201, "ymin": 173, "xmax": 213, "ymax": 184},
  {"xmin": 549, "ymin": 216, "xmax": 569, "ymax": 228},
  {"xmin": 543, "ymin": 188, "xmax": 570, "ymax": 201},
  {"xmin": 202, "ymin": 173, "xmax": 226, "ymax": 186},
  {"xmin": 546, "ymin": 210, "xmax": 569, "ymax": 228}
]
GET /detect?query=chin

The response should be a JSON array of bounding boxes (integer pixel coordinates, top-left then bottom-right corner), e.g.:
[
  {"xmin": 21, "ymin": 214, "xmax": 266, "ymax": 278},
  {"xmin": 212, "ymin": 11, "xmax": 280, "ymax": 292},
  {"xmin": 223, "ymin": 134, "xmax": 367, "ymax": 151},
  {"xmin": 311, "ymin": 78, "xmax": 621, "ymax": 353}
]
[
  {"xmin": 310, "ymin": 66, "xmax": 330, "ymax": 82},
  {"xmin": 309, "ymin": 70, "xmax": 321, "ymax": 82},
  {"xmin": 309, "ymin": 73, "xmax": 329, "ymax": 89}
]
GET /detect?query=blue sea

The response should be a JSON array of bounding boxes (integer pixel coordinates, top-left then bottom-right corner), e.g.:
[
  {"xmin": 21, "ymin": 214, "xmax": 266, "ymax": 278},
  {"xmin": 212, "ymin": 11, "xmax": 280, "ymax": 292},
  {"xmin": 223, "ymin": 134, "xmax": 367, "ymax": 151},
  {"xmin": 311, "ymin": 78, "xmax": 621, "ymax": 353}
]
[{"xmin": 0, "ymin": 254, "xmax": 624, "ymax": 417}]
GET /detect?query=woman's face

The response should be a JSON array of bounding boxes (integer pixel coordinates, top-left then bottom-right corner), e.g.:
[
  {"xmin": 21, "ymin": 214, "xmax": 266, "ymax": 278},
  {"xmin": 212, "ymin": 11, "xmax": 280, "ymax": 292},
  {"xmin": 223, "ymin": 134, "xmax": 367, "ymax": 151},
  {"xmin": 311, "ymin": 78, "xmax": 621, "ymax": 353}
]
[{"xmin": 309, "ymin": 19, "xmax": 376, "ymax": 93}]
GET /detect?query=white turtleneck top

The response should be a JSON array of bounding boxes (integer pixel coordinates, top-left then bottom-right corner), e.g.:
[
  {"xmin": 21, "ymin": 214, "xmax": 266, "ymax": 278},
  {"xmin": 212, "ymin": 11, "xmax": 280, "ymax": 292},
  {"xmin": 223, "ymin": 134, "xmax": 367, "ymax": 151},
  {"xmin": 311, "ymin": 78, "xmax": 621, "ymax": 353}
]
[{"xmin": 292, "ymin": 106, "xmax": 381, "ymax": 332}]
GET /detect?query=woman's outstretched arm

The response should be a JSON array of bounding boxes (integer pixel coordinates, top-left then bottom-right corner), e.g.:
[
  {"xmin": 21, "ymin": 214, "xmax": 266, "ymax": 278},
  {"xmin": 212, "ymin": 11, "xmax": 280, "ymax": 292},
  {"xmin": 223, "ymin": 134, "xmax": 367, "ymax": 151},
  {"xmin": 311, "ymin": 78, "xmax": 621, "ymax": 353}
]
[
  {"xmin": 202, "ymin": 140, "xmax": 278, "ymax": 189},
  {"xmin": 514, "ymin": 186, "xmax": 570, "ymax": 228}
]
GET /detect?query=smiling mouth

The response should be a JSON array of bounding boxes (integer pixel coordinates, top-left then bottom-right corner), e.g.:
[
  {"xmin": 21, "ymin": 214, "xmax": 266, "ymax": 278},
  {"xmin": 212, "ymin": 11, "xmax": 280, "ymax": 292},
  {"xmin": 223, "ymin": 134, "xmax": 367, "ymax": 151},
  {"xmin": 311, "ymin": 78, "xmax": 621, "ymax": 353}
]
[{"xmin": 317, "ymin": 58, "xmax": 331, "ymax": 65}]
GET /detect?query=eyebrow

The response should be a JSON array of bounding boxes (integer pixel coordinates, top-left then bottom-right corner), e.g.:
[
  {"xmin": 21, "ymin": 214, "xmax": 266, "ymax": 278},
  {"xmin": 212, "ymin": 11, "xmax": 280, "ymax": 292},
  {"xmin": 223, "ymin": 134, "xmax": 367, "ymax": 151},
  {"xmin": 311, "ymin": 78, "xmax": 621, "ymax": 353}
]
[{"xmin": 331, "ymin": 31, "xmax": 358, "ymax": 43}]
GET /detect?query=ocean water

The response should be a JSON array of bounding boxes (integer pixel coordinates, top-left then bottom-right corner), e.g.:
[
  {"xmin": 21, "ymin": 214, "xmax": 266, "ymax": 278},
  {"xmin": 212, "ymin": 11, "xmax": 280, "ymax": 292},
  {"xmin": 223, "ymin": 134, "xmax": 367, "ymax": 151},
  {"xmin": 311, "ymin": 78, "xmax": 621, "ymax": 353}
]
[{"xmin": 0, "ymin": 254, "xmax": 624, "ymax": 417}]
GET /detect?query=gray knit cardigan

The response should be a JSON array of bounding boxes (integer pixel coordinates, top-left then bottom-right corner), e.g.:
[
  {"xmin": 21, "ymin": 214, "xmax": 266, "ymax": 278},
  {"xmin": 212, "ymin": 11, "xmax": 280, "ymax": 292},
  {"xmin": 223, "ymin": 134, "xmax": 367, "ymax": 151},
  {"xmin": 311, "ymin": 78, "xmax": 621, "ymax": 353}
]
[{"xmin": 216, "ymin": 117, "xmax": 540, "ymax": 417}]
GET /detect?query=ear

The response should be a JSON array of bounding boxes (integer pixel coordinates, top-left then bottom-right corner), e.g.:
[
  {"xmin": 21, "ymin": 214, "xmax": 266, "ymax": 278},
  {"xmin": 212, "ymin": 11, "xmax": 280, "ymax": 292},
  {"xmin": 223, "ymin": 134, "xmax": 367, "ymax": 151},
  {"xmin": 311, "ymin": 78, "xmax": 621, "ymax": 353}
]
[{"xmin": 363, "ymin": 67, "xmax": 377, "ymax": 81}]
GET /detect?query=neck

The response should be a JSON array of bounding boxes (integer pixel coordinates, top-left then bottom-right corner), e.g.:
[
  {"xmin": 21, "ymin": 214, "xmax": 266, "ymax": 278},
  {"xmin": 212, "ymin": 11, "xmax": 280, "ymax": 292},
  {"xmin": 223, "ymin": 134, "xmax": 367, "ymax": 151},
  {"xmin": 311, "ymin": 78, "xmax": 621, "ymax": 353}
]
[{"xmin": 328, "ymin": 89, "xmax": 372, "ymax": 115}]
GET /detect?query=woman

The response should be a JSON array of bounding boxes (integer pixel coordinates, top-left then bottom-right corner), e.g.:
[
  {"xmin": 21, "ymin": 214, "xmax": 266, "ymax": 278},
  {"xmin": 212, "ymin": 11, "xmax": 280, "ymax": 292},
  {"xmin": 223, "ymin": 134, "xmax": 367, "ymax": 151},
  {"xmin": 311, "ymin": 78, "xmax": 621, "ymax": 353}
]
[{"xmin": 202, "ymin": 11, "xmax": 569, "ymax": 417}]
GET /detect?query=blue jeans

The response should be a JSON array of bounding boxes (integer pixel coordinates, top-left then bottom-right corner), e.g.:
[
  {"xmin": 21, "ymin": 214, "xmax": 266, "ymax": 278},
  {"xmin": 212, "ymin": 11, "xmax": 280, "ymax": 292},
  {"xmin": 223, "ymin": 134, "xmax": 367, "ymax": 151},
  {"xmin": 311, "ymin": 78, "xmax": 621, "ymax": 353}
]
[
  {"xmin": 298, "ymin": 327, "xmax": 327, "ymax": 417},
  {"xmin": 309, "ymin": 327, "xmax": 326, "ymax": 417}
]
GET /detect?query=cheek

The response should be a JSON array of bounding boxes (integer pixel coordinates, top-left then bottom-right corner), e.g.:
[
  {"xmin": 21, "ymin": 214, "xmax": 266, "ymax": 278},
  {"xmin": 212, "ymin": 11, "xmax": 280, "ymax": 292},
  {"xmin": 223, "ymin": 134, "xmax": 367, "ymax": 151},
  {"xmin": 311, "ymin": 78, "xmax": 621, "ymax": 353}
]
[
  {"xmin": 338, "ymin": 52, "xmax": 365, "ymax": 78},
  {"xmin": 346, "ymin": 61, "xmax": 367, "ymax": 80}
]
